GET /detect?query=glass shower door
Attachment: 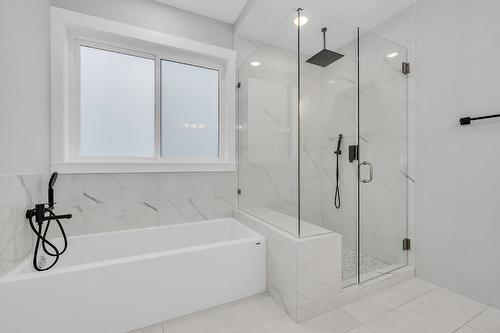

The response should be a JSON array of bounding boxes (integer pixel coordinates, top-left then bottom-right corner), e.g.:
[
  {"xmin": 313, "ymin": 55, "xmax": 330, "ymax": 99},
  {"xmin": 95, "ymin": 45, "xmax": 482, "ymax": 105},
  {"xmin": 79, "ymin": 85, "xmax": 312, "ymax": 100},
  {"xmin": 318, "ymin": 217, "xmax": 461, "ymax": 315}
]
[{"xmin": 358, "ymin": 30, "xmax": 409, "ymax": 282}]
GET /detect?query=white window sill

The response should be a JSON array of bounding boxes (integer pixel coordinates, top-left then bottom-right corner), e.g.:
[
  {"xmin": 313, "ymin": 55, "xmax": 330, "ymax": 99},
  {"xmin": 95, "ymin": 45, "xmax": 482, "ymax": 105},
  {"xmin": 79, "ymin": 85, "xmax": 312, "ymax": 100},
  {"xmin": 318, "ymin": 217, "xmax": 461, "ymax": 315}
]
[{"xmin": 52, "ymin": 162, "xmax": 236, "ymax": 174}]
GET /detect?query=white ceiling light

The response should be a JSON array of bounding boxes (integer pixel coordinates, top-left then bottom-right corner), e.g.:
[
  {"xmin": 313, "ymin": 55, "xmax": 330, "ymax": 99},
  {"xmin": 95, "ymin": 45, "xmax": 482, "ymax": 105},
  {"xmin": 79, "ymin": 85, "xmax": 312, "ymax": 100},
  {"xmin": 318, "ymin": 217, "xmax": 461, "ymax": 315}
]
[
  {"xmin": 294, "ymin": 16, "xmax": 308, "ymax": 26},
  {"xmin": 387, "ymin": 52, "xmax": 399, "ymax": 58},
  {"xmin": 250, "ymin": 61, "xmax": 261, "ymax": 67}
]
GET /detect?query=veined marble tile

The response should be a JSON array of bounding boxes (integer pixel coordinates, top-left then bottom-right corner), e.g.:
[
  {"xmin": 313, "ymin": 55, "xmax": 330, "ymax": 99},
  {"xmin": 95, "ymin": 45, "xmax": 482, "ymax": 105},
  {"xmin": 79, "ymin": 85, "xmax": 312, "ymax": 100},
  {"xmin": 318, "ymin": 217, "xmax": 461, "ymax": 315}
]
[
  {"xmin": 235, "ymin": 210, "xmax": 342, "ymax": 323},
  {"xmin": 296, "ymin": 233, "xmax": 342, "ymax": 321},
  {"xmin": 0, "ymin": 173, "xmax": 47, "ymax": 277},
  {"xmin": 0, "ymin": 172, "xmax": 236, "ymax": 276},
  {"xmin": 54, "ymin": 173, "xmax": 237, "ymax": 237}
]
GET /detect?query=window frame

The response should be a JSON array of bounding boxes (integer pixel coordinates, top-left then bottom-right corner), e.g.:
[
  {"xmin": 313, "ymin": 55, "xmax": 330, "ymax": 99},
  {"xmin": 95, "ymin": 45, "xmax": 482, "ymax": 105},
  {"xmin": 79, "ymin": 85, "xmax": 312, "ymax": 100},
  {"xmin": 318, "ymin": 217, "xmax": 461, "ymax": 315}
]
[
  {"xmin": 72, "ymin": 40, "xmax": 224, "ymax": 164},
  {"xmin": 51, "ymin": 7, "xmax": 236, "ymax": 173}
]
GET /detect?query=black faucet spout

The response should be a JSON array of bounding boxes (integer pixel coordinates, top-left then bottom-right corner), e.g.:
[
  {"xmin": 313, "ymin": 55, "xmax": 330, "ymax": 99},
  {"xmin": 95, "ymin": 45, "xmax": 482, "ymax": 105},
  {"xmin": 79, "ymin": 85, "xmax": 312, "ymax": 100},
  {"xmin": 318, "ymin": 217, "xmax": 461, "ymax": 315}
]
[{"xmin": 45, "ymin": 213, "xmax": 72, "ymax": 221}]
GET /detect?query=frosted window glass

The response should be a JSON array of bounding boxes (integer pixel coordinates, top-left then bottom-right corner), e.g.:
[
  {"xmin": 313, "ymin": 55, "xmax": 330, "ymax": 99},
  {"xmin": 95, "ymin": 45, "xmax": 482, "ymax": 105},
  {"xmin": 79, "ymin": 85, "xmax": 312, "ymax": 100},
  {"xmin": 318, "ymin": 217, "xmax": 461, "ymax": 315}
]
[
  {"xmin": 161, "ymin": 60, "xmax": 219, "ymax": 158},
  {"xmin": 80, "ymin": 46, "xmax": 155, "ymax": 157}
]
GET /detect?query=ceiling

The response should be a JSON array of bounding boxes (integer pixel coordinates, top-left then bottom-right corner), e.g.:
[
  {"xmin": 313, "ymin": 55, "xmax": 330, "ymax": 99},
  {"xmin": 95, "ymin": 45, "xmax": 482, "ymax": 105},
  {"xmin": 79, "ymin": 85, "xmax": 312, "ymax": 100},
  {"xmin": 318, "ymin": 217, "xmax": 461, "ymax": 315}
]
[
  {"xmin": 153, "ymin": 0, "xmax": 416, "ymax": 55},
  {"xmin": 154, "ymin": 0, "xmax": 249, "ymax": 24},
  {"xmin": 235, "ymin": 0, "xmax": 416, "ymax": 55}
]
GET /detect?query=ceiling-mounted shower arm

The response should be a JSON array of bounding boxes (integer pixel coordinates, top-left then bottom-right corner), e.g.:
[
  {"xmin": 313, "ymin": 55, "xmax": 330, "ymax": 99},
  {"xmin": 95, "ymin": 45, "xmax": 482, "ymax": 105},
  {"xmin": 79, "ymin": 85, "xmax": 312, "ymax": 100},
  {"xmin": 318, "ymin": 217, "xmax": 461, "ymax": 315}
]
[{"xmin": 322, "ymin": 27, "xmax": 328, "ymax": 50}]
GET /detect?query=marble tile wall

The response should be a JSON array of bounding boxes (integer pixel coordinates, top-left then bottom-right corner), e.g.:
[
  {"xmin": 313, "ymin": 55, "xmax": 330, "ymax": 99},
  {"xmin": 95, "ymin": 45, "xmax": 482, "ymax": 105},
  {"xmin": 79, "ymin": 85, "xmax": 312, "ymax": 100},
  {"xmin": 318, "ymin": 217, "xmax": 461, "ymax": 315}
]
[
  {"xmin": 0, "ymin": 173, "xmax": 48, "ymax": 277},
  {"xmin": 54, "ymin": 173, "xmax": 237, "ymax": 237},
  {"xmin": 0, "ymin": 172, "xmax": 236, "ymax": 276},
  {"xmin": 234, "ymin": 209, "xmax": 342, "ymax": 323}
]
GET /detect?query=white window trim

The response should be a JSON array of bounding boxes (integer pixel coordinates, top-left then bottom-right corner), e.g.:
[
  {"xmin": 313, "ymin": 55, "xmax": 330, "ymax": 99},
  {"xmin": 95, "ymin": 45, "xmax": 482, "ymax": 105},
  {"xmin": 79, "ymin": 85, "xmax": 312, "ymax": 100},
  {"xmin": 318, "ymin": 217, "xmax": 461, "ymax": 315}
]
[{"xmin": 51, "ymin": 7, "xmax": 236, "ymax": 174}]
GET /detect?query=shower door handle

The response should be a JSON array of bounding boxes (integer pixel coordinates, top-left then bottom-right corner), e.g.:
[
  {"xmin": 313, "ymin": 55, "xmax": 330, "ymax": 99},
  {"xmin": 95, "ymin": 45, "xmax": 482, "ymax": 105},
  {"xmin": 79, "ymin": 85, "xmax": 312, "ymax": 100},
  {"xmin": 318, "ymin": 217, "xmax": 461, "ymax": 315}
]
[{"xmin": 360, "ymin": 161, "xmax": 373, "ymax": 183}]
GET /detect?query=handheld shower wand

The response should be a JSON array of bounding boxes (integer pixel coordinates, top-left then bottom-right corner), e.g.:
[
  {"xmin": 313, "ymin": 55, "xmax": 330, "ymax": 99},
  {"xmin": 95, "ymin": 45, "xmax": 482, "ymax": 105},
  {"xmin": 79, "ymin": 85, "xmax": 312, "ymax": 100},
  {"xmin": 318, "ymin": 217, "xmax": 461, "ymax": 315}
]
[
  {"xmin": 334, "ymin": 134, "xmax": 343, "ymax": 209},
  {"xmin": 48, "ymin": 172, "xmax": 58, "ymax": 208}
]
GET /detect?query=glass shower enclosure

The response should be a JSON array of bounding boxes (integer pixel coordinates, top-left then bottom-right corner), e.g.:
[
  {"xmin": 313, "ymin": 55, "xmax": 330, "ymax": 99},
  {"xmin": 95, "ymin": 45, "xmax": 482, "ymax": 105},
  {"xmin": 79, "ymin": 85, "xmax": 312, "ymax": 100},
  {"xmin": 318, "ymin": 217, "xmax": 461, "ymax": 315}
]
[{"xmin": 237, "ymin": 9, "xmax": 409, "ymax": 286}]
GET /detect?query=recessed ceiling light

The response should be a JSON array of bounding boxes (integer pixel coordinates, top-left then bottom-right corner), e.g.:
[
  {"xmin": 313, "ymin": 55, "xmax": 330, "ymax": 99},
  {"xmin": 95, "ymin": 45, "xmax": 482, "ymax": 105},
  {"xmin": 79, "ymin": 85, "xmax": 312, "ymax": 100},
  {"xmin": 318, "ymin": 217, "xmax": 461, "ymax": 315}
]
[
  {"xmin": 250, "ymin": 61, "xmax": 261, "ymax": 67},
  {"xmin": 327, "ymin": 80, "xmax": 336, "ymax": 84},
  {"xmin": 294, "ymin": 16, "xmax": 308, "ymax": 26},
  {"xmin": 387, "ymin": 52, "xmax": 399, "ymax": 58}
]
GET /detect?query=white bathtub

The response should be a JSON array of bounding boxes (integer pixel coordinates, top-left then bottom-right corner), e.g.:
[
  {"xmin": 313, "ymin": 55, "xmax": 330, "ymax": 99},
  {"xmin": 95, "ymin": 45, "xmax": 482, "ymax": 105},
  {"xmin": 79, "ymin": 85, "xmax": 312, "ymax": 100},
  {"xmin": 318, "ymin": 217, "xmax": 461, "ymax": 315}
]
[{"xmin": 0, "ymin": 218, "xmax": 266, "ymax": 333}]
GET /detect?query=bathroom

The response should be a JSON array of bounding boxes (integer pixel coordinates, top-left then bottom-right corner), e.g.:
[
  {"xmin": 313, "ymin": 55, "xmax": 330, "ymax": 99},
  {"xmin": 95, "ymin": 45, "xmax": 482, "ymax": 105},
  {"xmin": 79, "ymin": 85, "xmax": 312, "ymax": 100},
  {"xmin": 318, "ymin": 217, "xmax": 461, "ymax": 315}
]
[{"xmin": 0, "ymin": 0, "xmax": 499, "ymax": 332}]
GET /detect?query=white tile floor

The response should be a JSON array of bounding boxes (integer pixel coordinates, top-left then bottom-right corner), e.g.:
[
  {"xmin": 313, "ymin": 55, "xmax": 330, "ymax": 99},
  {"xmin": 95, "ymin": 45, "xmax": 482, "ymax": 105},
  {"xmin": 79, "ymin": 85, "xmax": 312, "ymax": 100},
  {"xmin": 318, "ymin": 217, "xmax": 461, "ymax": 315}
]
[{"xmin": 130, "ymin": 278, "xmax": 500, "ymax": 333}]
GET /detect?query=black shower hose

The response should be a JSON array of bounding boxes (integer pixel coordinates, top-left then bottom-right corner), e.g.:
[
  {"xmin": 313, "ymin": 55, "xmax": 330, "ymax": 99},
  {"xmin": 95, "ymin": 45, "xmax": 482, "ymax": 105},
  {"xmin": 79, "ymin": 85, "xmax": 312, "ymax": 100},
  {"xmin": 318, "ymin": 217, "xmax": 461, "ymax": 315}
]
[
  {"xmin": 334, "ymin": 151, "xmax": 341, "ymax": 209},
  {"xmin": 28, "ymin": 209, "xmax": 68, "ymax": 271}
]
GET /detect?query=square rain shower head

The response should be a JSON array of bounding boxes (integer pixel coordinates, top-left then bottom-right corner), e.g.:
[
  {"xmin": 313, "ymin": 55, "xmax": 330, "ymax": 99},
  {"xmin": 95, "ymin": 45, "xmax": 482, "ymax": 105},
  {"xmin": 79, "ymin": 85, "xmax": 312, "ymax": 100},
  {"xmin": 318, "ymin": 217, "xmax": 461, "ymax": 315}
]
[{"xmin": 306, "ymin": 49, "xmax": 344, "ymax": 67}]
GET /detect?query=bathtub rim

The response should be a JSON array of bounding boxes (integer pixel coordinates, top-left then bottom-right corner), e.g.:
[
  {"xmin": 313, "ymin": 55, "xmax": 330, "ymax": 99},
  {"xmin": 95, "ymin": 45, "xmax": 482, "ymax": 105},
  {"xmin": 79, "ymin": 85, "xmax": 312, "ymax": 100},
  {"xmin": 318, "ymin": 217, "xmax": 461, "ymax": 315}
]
[
  {"xmin": 56, "ymin": 217, "xmax": 259, "ymax": 242},
  {"xmin": 1, "ymin": 218, "xmax": 264, "ymax": 283}
]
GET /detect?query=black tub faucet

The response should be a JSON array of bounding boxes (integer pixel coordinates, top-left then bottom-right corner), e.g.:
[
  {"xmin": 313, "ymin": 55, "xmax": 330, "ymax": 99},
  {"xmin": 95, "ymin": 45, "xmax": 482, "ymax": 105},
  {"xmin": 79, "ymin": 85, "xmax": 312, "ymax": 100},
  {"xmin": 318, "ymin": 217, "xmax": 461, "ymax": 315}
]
[{"xmin": 25, "ymin": 172, "xmax": 72, "ymax": 271}]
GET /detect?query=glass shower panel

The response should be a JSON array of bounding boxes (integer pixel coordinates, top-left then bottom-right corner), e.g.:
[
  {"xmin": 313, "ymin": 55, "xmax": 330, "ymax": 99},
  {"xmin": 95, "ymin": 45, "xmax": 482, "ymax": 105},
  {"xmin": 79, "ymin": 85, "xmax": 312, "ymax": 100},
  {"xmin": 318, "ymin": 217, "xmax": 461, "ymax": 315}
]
[
  {"xmin": 358, "ymin": 31, "xmax": 409, "ymax": 282},
  {"xmin": 237, "ymin": 11, "xmax": 299, "ymax": 237}
]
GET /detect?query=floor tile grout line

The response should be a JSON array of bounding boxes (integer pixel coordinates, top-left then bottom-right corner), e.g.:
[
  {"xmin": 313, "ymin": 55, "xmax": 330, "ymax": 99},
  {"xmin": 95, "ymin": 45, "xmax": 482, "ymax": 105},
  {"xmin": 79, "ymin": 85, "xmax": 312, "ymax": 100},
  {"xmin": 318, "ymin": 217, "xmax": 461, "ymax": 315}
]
[
  {"xmin": 151, "ymin": 280, "xmax": 434, "ymax": 331},
  {"xmin": 346, "ymin": 323, "xmax": 368, "ymax": 333},
  {"xmin": 344, "ymin": 281, "xmax": 439, "ymax": 324},
  {"xmin": 451, "ymin": 323, "xmax": 467, "ymax": 333},
  {"xmin": 450, "ymin": 306, "xmax": 490, "ymax": 333},
  {"xmin": 413, "ymin": 297, "xmax": 489, "ymax": 328},
  {"xmin": 379, "ymin": 282, "xmax": 443, "ymax": 314}
]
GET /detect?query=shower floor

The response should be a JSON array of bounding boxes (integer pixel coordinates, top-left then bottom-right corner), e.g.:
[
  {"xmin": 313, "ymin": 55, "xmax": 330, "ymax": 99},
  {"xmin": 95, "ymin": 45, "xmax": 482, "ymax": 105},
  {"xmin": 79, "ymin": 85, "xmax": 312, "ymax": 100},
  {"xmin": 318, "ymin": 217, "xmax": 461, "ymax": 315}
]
[{"xmin": 342, "ymin": 246, "xmax": 390, "ymax": 284}]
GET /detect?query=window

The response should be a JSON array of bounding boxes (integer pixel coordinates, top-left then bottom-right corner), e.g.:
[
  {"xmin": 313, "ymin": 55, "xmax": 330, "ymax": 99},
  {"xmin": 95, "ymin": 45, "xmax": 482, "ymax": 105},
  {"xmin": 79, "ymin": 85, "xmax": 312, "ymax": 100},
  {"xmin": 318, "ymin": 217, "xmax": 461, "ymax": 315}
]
[
  {"xmin": 50, "ymin": 7, "xmax": 236, "ymax": 173},
  {"xmin": 160, "ymin": 60, "xmax": 220, "ymax": 158},
  {"xmin": 78, "ymin": 43, "xmax": 221, "ymax": 162},
  {"xmin": 80, "ymin": 46, "xmax": 155, "ymax": 157}
]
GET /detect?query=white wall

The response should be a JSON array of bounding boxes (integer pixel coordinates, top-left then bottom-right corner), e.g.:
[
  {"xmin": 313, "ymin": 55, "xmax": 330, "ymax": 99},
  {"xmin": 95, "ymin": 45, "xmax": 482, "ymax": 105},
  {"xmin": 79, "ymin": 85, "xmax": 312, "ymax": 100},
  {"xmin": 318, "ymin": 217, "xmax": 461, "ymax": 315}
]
[
  {"xmin": 50, "ymin": 0, "xmax": 233, "ymax": 49},
  {"xmin": 0, "ymin": 0, "xmax": 233, "ymax": 176},
  {"xmin": 0, "ymin": 0, "xmax": 237, "ymax": 277},
  {"xmin": 416, "ymin": 0, "xmax": 500, "ymax": 308},
  {"xmin": 0, "ymin": 0, "xmax": 51, "ymax": 174}
]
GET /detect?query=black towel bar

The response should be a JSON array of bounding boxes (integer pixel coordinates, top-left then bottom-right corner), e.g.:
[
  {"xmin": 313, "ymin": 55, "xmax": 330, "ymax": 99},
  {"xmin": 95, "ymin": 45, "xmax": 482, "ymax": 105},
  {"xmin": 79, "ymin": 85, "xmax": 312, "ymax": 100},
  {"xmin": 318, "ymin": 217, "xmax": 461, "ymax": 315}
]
[{"xmin": 460, "ymin": 113, "xmax": 500, "ymax": 125}]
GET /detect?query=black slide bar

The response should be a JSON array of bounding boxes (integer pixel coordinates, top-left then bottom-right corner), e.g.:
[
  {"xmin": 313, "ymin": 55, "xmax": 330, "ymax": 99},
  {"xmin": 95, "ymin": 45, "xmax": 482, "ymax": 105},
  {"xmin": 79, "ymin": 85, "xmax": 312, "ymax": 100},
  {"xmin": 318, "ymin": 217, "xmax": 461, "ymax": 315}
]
[{"xmin": 460, "ymin": 113, "xmax": 500, "ymax": 126}]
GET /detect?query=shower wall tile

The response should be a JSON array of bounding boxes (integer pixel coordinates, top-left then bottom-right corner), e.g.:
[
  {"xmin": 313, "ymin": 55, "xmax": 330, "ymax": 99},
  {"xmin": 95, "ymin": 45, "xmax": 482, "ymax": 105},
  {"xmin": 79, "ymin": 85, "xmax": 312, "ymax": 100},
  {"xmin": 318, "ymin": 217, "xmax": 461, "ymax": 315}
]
[{"xmin": 0, "ymin": 173, "xmax": 47, "ymax": 277}]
